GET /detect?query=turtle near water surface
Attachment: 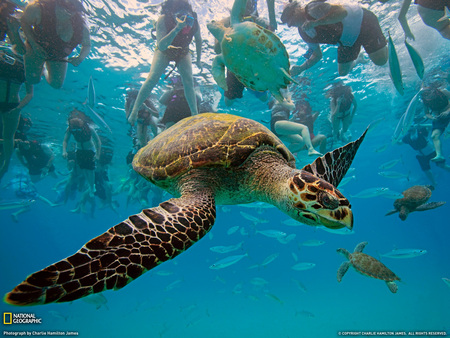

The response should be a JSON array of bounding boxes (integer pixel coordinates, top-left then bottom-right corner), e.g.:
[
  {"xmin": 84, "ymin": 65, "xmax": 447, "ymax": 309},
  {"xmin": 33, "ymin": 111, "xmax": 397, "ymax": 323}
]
[
  {"xmin": 337, "ymin": 242, "xmax": 401, "ymax": 293},
  {"xmin": 385, "ymin": 185, "xmax": 445, "ymax": 221},
  {"xmin": 5, "ymin": 113, "xmax": 367, "ymax": 306},
  {"xmin": 207, "ymin": 0, "xmax": 296, "ymax": 104}
]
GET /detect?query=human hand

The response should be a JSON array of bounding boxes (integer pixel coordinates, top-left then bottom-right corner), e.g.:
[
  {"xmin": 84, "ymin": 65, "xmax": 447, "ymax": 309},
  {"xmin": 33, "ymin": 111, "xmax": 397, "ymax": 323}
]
[
  {"xmin": 68, "ymin": 56, "xmax": 83, "ymax": 67},
  {"xmin": 128, "ymin": 112, "xmax": 138, "ymax": 126},
  {"xmin": 62, "ymin": 151, "xmax": 68, "ymax": 159}
]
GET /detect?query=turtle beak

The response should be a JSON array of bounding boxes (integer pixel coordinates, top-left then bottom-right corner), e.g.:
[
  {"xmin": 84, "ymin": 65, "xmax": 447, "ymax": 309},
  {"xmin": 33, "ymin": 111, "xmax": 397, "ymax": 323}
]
[{"xmin": 315, "ymin": 206, "xmax": 353, "ymax": 230}]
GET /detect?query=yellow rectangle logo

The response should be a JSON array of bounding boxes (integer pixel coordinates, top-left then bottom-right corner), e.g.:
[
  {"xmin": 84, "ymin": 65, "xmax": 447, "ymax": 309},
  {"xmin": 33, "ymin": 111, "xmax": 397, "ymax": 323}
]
[{"xmin": 3, "ymin": 312, "xmax": 12, "ymax": 324}]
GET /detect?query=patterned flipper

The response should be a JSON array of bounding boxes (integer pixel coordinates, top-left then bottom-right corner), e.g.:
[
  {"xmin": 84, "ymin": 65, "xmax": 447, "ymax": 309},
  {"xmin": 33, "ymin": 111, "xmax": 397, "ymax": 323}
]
[
  {"xmin": 302, "ymin": 128, "xmax": 368, "ymax": 187},
  {"xmin": 5, "ymin": 192, "xmax": 216, "ymax": 306}
]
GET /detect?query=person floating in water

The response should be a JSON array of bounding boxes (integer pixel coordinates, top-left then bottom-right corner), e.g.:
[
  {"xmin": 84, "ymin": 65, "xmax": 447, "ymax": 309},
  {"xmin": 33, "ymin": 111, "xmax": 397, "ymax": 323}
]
[
  {"xmin": 15, "ymin": 139, "xmax": 57, "ymax": 182},
  {"xmin": 20, "ymin": 0, "xmax": 91, "ymax": 88},
  {"xmin": 128, "ymin": 0, "xmax": 202, "ymax": 126},
  {"xmin": 62, "ymin": 109, "xmax": 101, "ymax": 203},
  {"xmin": 398, "ymin": 0, "xmax": 450, "ymax": 40},
  {"xmin": 400, "ymin": 124, "xmax": 450, "ymax": 185},
  {"xmin": 420, "ymin": 87, "xmax": 450, "ymax": 163},
  {"xmin": 326, "ymin": 82, "xmax": 357, "ymax": 143},
  {"xmin": 280, "ymin": 0, "xmax": 388, "ymax": 76},
  {"xmin": 0, "ymin": 50, "xmax": 34, "ymax": 183}
]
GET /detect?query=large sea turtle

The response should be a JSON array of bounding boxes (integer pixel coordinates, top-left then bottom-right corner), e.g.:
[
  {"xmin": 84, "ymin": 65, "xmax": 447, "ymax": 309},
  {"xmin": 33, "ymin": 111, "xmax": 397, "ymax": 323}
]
[
  {"xmin": 5, "ymin": 113, "xmax": 366, "ymax": 306},
  {"xmin": 337, "ymin": 242, "xmax": 400, "ymax": 293},
  {"xmin": 385, "ymin": 185, "xmax": 445, "ymax": 221},
  {"xmin": 207, "ymin": 0, "xmax": 296, "ymax": 104}
]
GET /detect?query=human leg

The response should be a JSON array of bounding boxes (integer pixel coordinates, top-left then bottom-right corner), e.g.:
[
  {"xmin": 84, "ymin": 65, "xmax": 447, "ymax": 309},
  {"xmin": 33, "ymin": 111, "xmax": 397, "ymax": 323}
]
[
  {"xmin": 367, "ymin": 46, "xmax": 388, "ymax": 66},
  {"xmin": 178, "ymin": 55, "xmax": 198, "ymax": 115},
  {"xmin": 44, "ymin": 60, "xmax": 69, "ymax": 89},
  {"xmin": 136, "ymin": 123, "xmax": 148, "ymax": 148},
  {"xmin": 312, "ymin": 134, "xmax": 327, "ymax": 154},
  {"xmin": 0, "ymin": 108, "xmax": 21, "ymax": 181},
  {"xmin": 431, "ymin": 128, "xmax": 444, "ymax": 161},
  {"xmin": 275, "ymin": 121, "xmax": 322, "ymax": 155},
  {"xmin": 23, "ymin": 46, "xmax": 45, "ymax": 85}
]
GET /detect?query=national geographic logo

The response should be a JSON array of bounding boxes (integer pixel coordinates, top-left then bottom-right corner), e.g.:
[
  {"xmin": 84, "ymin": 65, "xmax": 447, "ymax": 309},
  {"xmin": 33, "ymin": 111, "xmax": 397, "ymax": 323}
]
[{"xmin": 3, "ymin": 313, "xmax": 42, "ymax": 324}]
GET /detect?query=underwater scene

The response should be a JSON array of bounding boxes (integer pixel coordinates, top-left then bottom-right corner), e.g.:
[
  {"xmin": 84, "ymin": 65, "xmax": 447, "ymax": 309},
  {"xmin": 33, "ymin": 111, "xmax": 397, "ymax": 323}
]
[{"xmin": 1, "ymin": 0, "xmax": 449, "ymax": 336}]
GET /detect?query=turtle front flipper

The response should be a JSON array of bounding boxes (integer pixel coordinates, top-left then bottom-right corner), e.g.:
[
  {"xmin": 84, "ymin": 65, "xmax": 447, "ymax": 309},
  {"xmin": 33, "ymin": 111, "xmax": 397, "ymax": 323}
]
[
  {"xmin": 4, "ymin": 191, "xmax": 216, "ymax": 306},
  {"xmin": 301, "ymin": 127, "xmax": 368, "ymax": 187},
  {"xmin": 211, "ymin": 55, "xmax": 228, "ymax": 91},
  {"xmin": 386, "ymin": 281, "xmax": 398, "ymax": 293},
  {"xmin": 337, "ymin": 261, "xmax": 350, "ymax": 282},
  {"xmin": 415, "ymin": 201, "xmax": 446, "ymax": 212},
  {"xmin": 385, "ymin": 209, "xmax": 398, "ymax": 216}
]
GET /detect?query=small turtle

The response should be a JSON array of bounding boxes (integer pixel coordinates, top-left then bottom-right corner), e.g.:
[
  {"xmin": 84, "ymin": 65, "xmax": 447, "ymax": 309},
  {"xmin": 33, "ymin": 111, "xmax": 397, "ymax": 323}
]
[
  {"xmin": 207, "ymin": 0, "xmax": 296, "ymax": 103},
  {"xmin": 5, "ymin": 113, "xmax": 367, "ymax": 306},
  {"xmin": 385, "ymin": 185, "xmax": 445, "ymax": 221},
  {"xmin": 337, "ymin": 242, "xmax": 400, "ymax": 293}
]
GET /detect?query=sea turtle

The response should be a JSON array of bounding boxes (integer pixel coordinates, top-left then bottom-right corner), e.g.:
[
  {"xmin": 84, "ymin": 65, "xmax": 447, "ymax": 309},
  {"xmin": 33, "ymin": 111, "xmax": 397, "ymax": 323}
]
[
  {"xmin": 207, "ymin": 0, "xmax": 296, "ymax": 103},
  {"xmin": 337, "ymin": 242, "xmax": 400, "ymax": 293},
  {"xmin": 385, "ymin": 185, "xmax": 445, "ymax": 221},
  {"xmin": 5, "ymin": 113, "xmax": 367, "ymax": 306}
]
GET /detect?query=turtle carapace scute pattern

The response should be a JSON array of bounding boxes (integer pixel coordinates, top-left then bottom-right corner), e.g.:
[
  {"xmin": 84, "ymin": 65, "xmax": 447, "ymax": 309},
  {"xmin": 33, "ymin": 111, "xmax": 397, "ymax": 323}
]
[{"xmin": 5, "ymin": 113, "xmax": 367, "ymax": 306}]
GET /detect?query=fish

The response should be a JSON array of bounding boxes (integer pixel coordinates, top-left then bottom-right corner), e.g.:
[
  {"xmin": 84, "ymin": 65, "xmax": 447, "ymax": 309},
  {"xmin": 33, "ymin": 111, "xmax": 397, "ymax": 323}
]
[
  {"xmin": 404, "ymin": 40, "xmax": 424, "ymax": 79},
  {"xmin": 85, "ymin": 76, "xmax": 112, "ymax": 133},
  {"xmin": 278, "ymin": 233, "xmax": 296, "ymax": 244},
  {"xmin": 291, "ymin": 262, "xmax": 316, "ymax": 271},
  {"xmin": 338, "ymin": 175, "xmax": 356, "ymax": 188},
  {"xmin": 292, "ymin": 252, "xmax": 299, "ymax": 262},
  {"xmin": 260, "ymin": 253, "xmax": 279, "ymax": 267},
  {"xmin": 209, "ymin": 253, "xmax": 248, "ymax": 269},
  {"xmin": 378, "ymin": 159, "xmax": 401, "ymax": 170},
  {"xmin": 239, "ymin": 211, "xmax": 268, "ymax": 224},
  {"xmin": 265, "ymin": 293, "xmax": 283, "ymax": 305},
  {"xmin": 300, "ymin": 240, "xmax": 325, "ymax": 247},
  {"xmin": 296, "ymin": 310, "xmax": 315, "ymax": 318},
  {"xmin": 374, "ymin": 144, "xmax": 389, "ymax": 153},
  {"xmin": 227, "ymin": 225, "xmax": 240, "ymax": 235},
  {"xmin": 388, "ymin": 32, "xmax": 404, "ymax": 95},
  {"xmin": 392, "ymin": 91, "xmax": 421, "ymax": 143},
  {"xmin": 281, "ymin": 219, "xmax": 305, "ymax": 227},
  {"xmin": 291, "ymin": 278, "xmax": 307, "ymax": 293},
  {"xmin": 378, "ymin": 171, "xmax": 409, "ymax": 180},
  {"xmin": 250, "ymin": 277, "xmax": 269, "ymax": 286},
  {"xmin": 0, "ymin": 199, "xmax": 35, "ymax": 210},
  {"xmin": 256, "ymin": 230, "xmax": 287, "ymax": 239},
  {"xmin": 319, "ymin": 226, "xmax": 354, "ymax": 235},
  {"xmin": 381, "ymin": 248, "xmax": 427, "ymax": 259},
  {"xmin": 209, "ymin": 242, "xmax": 243, "ymax": 254},
  {"xmin": 350, "ymin": 187, "xmax": 389, "ymax": 199},
  {"xmin": 442, "ymin": 278, "xmax": 450, "ymax": 288},
  {"xmin": 81, "ymin": 293, "xmax": 108, "ymax": 310},
  {"xmin": 165, "ymin": 279, "xmax": 183, "ymax": 291},
  {"xmin": 379, "ymin": 188, "xmax": 403, "ymax": 200}
]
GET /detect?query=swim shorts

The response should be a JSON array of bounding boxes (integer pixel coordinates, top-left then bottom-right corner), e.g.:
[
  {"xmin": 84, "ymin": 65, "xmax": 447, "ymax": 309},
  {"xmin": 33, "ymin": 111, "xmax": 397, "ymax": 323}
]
[
  {"xmin": 224, "ymin": 70, "xmax": 245, "ymax": 100},
  {"xmin": 432, "ymin": 113, "xmax": 450, "ymax": 133},
  {"xmin": 337, "ymin": 9, "xmax": 386, "ymax": 64},
  {"xmin": 76, "ymin": 149, "xmax": 96, "ymax": 170}
]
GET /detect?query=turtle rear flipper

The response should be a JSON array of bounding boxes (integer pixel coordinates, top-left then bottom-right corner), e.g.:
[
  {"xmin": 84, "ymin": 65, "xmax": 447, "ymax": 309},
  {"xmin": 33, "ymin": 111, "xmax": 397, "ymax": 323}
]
[
  {"xmin": 337, "ymin": 261, "xmax": 350, "ymax": 282},
  {"xmin": 415, "ymin": 201, "xmax": 446, "ymax": 212},
  {"xmin": 5, "ymin": 191, "xmax": 216, "ymax": 306},
  {"xmin": 385, "ymin": 209, "xmax": 398, "ymax": 216}
]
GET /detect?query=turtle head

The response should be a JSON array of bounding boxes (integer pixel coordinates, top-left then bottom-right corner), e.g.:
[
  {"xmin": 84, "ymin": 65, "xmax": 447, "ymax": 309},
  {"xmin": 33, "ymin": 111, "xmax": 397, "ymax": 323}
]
[
  {"xmin": 282, "ymin": 171, "xmax": 353, "ymax": 230},
  {"xmin": 207, "ymin": 20, "xmax": 227, "ymax": 42}
]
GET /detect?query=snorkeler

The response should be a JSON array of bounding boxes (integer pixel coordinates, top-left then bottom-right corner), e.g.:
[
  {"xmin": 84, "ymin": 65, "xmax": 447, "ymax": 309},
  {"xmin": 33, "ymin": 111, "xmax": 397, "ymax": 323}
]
[
  {"xmin": 20, "ymin": 0, "xmax": 91, "ymax": 88},
  {"xmin": 128, "ymin": 0, "xmax": 202, "ymax": 126},
  {"xmin": 280, "ymin": 1, "xmax": 388, "ymax": 76}
]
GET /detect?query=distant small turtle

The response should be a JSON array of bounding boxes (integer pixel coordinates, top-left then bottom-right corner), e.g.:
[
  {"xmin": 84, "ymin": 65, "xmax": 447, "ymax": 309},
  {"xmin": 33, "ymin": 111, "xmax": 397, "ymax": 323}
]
[
  {"xmin": 337, "ymin": 242, "xmax": 400, "ymax": 293},
  {"xmin": 207, "ymin": 0, "xmax": 296, "ymax": 103},
  {"xmin": 385, "ymin": 185, "xmax": 445, "ymax": 221}
]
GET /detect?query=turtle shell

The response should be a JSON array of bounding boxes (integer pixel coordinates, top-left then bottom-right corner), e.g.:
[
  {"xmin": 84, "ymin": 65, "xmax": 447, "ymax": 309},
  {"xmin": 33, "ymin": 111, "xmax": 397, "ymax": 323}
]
[
  {"xmin": 133, "ymin": 113, "xmax": 294, "ymax": 185},
  {"xmin": 350, "ymin": 253, "xmax": 400, "ymax": 282},
  {"xmin": 397, "ymin": 185, "xmax": 432, "ymax": 209},
  {"xmin": 221, "ymin": 21, "xmax": 291, "ymax": 92}
]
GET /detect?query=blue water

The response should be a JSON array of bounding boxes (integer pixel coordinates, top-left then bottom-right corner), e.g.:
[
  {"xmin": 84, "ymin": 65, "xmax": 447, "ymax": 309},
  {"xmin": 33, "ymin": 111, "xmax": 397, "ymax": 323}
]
[{"xmin": 1, "ymin": 0, "xmax": 450, "ymax": 337}]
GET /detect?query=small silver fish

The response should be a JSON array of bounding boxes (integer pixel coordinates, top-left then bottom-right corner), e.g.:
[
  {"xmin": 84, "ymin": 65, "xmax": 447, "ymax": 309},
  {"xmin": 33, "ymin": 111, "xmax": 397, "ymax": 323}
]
[
  {"xmin": 300, "ymin": 240, "xmax": 325, "ymax": 247},
  {"xmin": 239, "ymin": 211, "xmax": 268, "ymax": 224},
  {"xmin": 378, "ymin": 159, "xmax": 401, "ymax": 170},
  {"xmin": 350, "ymin": 187, "xmax": 389, "ymax": 199},
  {"xmin": 256, "ymin": 230, "xmax": 287, "ymax": 239},
  {"xmin": 278, "ymin": 233, "xmax": 296, "ymax": 244},
  {"xmin": 209, "ymin": 242, "xmax": 243, "ymax": 254},
  {"xmin": 260, "ymin": 253, "xmax": 279, "ymax": 267},
  {"xmin": 250, "ymin": 277, "xmax": 269, "ymax": 286},
  {"xmin": 81, "ymin": 293, "xmax": 108, "ymax": 310},
  {"xmin": 442, "ymin": 278, "xmax": 450, "ymax": 288},
  {"xmin": 378, "ymin": 171, "xmax": 409, "ymax": 180},
  {"xmin": 209, "ymin": 253, "xmax": 248, "ymax": 269},
  {"xmin": 227, "ymin": 225, "xmax": 240, "ymax": 235},
  {"xmin": 381, "ymin": 249, "xmax": 427, "ymax": 259},
  {"xmin": 291, "ymin": 262, "xmax": 316, "ymax": 271}
]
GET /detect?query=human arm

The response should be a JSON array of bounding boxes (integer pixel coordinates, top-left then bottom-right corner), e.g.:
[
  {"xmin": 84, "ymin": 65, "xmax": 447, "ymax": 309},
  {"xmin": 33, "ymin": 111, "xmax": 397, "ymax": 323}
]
[
  {"xmin": 40, "ymin": 145, "xmax": 55, "ymax": 177},
  {"xmin": 92, "ymin": 128, "xmax": 101, "ymax": 160},
  {"xmin": 290, "ymin": 45, "xmax": 322, "ymax": 76},
  {"xmin": 6, "ymin": 17, "xmax": 26, "ymax": 55},
  {"xmin": 62, "ymin": 128, "xmax": 71, "ymax": 158},
  {"xmin": 9, "ymin": 83, "xmax": 33, "ymax": 116},
  {"xmin": 194, "ymin": 21, "xmax": 202, "ymax": 71},
  {"xmin": 20, "ymin": 3, "xmax": 47, "ymax": 59},
  {"xmin": 68, "ymin": 25, "xmax": 91, "ymax": 66},
  {"xmin": 156, "ymin": 15, "xmax": 187, "ymax": 52},
  {"xmin": 266, "ymin": 0, "xmax": 277, "ymax": 31},
  {"xmin": 398, "ymin": 0, "xmax": 415, "ymax": 40}
]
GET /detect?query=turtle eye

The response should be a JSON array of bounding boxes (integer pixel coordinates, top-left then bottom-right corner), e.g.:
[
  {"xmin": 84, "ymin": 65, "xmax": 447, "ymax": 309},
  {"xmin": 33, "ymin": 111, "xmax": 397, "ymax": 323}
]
[{"xmin": 318, "ymin": 191, "xmax": 339, "ymax": 210}]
